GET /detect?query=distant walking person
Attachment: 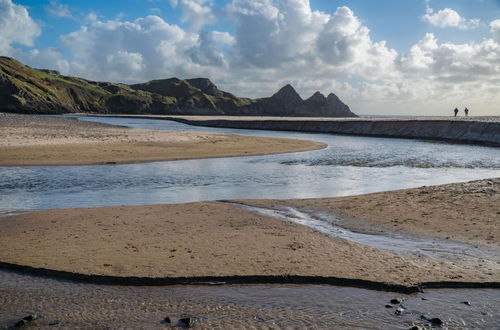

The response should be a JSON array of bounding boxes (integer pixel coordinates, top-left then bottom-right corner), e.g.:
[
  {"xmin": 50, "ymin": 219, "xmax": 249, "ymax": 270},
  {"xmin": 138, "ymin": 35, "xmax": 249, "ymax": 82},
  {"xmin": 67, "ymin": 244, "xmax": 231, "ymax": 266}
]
[
  {"xmin": 454, "ymin": 108, "xmax": 458, "ymax": 117},
  {"xmin": 464, "ymin": 107, "xmax": 469, "ymax": 117}
]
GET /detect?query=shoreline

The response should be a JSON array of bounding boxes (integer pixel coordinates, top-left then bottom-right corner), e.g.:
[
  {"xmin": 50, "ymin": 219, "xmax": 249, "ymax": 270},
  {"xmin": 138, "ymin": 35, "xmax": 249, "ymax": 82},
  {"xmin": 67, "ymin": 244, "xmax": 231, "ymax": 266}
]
[
  {"xmin": 1, "ymin": 179, "xmax": 498, "ymax": 290},
  {"xmin": 0, "ymin": 113, "xmax": 326, "ymax": 166}
]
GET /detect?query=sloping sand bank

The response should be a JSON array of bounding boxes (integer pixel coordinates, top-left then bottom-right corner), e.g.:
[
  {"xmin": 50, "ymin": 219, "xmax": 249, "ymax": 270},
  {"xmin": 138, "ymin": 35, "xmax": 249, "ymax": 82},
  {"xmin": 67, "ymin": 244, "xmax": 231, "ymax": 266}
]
[
  {"xmin": 242, "ymin": 178, "xmax": 500, "ymax": 247},
  {"xmin": 0, "ymin": 180, "xmax": 498, "ymax": 290},
  {"xmin": 0, "ymin": 114, "xmax": 325, "ymax": 166}
]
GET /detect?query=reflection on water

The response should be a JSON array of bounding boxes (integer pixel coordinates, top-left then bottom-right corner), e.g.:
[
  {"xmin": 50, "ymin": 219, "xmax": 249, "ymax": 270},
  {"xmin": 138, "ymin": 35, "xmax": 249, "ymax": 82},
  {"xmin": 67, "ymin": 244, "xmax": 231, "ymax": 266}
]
[
  {"xmin": 1, "ymin": 116, "xmax": 499, "ymax": 210},
  {"xmin": 0, "ymin": 270, "xmax": 498, "ymax": 329}
]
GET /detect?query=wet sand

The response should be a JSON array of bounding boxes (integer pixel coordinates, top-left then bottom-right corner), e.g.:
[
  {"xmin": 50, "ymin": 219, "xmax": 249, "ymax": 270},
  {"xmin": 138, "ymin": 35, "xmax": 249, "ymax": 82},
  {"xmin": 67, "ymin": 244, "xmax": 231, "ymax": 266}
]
[
  {"xmin": 2, "ymin": 271, "xmax": 498, "ymax": 329},
  {"xmin": 0, "ymin": 113, "xmax": 325, "ymax": 166},
  {"xmin": 0, "ymin": 179, "xmax": 498, "ymax": 288},
  {"xmin": 243, "ymin": 178, "xmax": 500, "ymax": 248}
]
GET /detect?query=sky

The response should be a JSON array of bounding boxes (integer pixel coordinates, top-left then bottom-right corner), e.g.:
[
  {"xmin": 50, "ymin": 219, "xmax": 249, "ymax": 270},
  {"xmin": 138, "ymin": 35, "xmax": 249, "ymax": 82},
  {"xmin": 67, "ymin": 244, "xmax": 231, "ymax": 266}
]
[{"xmin": 1, "ymin": 0, "xmax": 500, "ymax": 115}]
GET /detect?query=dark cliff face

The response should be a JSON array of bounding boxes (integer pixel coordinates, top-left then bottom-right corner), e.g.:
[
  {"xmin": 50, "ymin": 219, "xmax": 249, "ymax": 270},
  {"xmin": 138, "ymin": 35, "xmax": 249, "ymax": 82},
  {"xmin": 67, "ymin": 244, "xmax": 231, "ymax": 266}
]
[
  {"xmin": 263, "ymin": 84, "xmax": 304, "ymax": 115},
  {"xmin": 293, "ymin": 91, "xmax": 356, "ymax": 117},
  {"xmin": 0, "ymin": 56, "xmax": 357, "ymax": 117}
]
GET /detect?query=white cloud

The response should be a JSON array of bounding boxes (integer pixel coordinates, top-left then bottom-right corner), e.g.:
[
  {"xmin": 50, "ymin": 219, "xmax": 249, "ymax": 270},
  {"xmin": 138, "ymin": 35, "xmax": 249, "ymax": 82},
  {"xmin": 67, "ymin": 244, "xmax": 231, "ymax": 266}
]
[
  {"xmin": 16, "ymin": 47, "xmax": 70, "ymax": 73},
  {"xmin": 86, "ymin": 12, "xmax": 98, "ymax": 22},
  {"xmin": 422, "ymin": 7, "xmax": 480, "ymax": 30},
  {"xmin": 227, "ymin": 0, "xmax": 397, "ymax": 80},
  {"xmin": 400, "ymin": 32, "xmax": 500, "ymax": 79},
  {"xmin": 45, "ymin": 0, "xmax": 72, "ymax": 18},
  {"xmin": 179, "ymin": 0, "xmax": 216, "ymax": 31},
  {"xmin": 228, "ymin": 0, "xmax": 328, "ymax": 67},
  {"xmin": 317, "ymin": 6, "xmax": 398, "ymax": 77},
  {"xmin": 106, "ymin": 50, "xmax": 144, "ymax": 74},
  {"xmin": 59, "ymin": 15, "xmax": 225, "ymax": 82},
  {"xmin": 0, "ymin": 0, "xmax": 41, "ymax": 54},
  {"xmin": 189, "ymin": 30, "xmax": 234, "ymax": 66},
  {"xmin": 491, "ymin": 19, "xmax": 500, "ymax": 42}
]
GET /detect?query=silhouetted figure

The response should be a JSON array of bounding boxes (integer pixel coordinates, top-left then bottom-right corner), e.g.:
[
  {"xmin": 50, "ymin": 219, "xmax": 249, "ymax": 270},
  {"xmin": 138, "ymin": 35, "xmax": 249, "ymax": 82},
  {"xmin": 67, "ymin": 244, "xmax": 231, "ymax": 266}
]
[
  {"xmin": 464, "ymin": 107, "xmax": 469, "ymax": 117},
  {"xmin": 454, "ymin": 108, "xmax": 458, "ymax": 117}
]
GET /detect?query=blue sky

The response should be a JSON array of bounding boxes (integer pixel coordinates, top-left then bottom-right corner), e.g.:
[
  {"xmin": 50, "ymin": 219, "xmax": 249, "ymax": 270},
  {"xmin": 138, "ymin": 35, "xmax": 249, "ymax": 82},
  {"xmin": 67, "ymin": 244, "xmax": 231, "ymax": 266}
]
[
  {"xmin": 2, "ymin": 0, "xmax": 500, "ymax": 115},
  {"xmin": 16, "ymin": 0, "xmax": 500, "ymax": 52}
]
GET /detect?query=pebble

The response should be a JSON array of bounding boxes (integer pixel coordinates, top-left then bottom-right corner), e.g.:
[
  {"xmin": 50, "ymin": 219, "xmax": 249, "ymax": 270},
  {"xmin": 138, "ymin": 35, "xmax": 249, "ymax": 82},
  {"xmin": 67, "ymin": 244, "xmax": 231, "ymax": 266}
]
[
  {"xmin": 178, "ymin": 317, "xmax": 194, "ymax": 328},
  {"xmin": 421, "ymin": 315, "xmax": 443, "ymax": 326},
  {"xmin": 395, "ymin": 307, "xmax": 405, "ymax": 315},
  {"xmin": 390, "ymin": 298, "xmax": 402, "ymax": 304},
  {"xmin": 429, "ymin": 317, "xmax": 443, "ymax": 326},
  {"xmin": 12, "ymin": 314, "xmax": 38, "ymax": 329}
]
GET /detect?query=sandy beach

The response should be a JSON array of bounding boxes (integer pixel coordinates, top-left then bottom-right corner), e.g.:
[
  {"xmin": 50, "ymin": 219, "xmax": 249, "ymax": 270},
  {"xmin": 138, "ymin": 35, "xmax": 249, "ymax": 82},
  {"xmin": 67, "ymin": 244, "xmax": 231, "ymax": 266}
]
[
  {"xmin": 0, "ymin": 179, "xmax": 498, "ymax": 288},
  {"xmin": 0, "ymin": 113, "xmax": 325, "ymax": 166}
]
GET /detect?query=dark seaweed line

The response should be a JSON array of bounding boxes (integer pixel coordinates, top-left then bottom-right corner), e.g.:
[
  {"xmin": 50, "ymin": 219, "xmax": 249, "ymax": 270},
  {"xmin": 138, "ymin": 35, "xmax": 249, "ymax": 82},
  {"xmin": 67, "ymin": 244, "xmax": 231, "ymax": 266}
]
[{"xmin": 1, "ymin": 261, "xmax": 499, "ymax": 294}]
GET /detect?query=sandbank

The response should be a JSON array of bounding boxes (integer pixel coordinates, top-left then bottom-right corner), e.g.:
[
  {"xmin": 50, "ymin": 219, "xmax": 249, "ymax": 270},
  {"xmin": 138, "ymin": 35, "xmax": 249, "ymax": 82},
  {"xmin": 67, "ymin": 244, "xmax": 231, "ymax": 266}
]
[
  {"xmin": 0, "ymin": 113, "xmax": 325, "ymax": 166},
  {"xmin": 0, "ymin": 179, "xmax": 498, "ymax": 289},
  {"xmin": 243, "ymin": 178, "xmax": 500, "ymax": 248}
]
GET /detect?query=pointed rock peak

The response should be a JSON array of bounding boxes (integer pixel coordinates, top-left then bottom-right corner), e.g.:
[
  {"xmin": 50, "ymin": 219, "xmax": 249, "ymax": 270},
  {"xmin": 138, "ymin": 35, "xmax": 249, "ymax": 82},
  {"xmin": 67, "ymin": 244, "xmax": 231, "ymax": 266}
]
[
  {"xmin": 327, "ymin": 92, "xmax": 340, "ymax": 102},
  {"xmin": 272, "ymin": 84, "xmax": 302, "ymax": 101},
  {"xmin": 307, "ymin": 91, "xmax": 326, "ymax": 102}
]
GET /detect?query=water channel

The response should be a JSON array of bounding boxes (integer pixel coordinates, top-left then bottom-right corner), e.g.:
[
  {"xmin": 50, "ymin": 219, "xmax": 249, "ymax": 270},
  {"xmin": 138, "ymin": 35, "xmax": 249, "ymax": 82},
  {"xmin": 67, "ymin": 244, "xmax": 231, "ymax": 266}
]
[{"xmin": 1, "ymin": 116, "xmax": 499, "ymax": 210}]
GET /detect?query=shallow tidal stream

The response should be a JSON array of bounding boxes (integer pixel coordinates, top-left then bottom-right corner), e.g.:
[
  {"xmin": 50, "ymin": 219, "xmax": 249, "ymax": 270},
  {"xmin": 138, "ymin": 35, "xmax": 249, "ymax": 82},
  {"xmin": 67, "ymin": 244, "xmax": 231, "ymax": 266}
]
[{"xmin": 0, "ymin": 116, "xmax": 499, "ymax": 328}]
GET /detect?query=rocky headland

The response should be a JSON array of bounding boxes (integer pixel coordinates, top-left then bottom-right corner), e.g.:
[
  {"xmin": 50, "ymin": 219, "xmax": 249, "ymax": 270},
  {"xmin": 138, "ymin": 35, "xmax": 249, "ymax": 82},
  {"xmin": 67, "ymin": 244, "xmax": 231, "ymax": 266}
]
[{"xmin": 0, "ymin": 57, "xmax": 356, "ymax": 117}]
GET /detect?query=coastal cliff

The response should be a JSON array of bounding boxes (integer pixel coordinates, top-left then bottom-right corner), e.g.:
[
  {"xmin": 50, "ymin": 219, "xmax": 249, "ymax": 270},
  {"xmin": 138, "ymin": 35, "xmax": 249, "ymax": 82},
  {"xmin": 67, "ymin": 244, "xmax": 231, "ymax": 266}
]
[{"xmin": 0, "ymin": 57, "xmax": 356, "ymax": 117}]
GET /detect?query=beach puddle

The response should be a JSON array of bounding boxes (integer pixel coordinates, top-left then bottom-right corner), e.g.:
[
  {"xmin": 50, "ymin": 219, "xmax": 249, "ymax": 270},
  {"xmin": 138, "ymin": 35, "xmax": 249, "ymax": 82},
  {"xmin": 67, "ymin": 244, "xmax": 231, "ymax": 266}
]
[
  {"xmin": 237, "ymin": 204, "xmax": 500, "ymax": 264},
  {"xmin": 0, "ymin": 270, "xmax": 498, "ymax": 329}
]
